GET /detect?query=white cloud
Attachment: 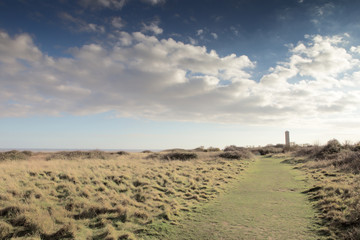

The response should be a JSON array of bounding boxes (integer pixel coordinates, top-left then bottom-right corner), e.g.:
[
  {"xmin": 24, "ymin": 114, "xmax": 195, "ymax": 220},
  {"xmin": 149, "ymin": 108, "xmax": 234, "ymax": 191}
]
[
  {"xmin": 141, "ymin": 22, "xmax": 163, "ymax": 35},
  {"xmin": 312, "ymin": 3, "xmax": 335, "ymax": 17},
  {"xmin": 79, "ymin": 0, "xmax": 127, "ymax": 9},
  {"xmin": 188, "ymin": 37, "xmax": 197, "ymax": 45},
  {"xmin": 113, "ymin": 31, "xmax": 132, "ymax": 46},
  {"xmin": 141, "ymin": 0, "xmax": 166, "ymax": 5},
  {"xmin": 111, "ymin": 17, "xmax": 124, "ymax": 29},
  {"xmin": 351, "ymin": 46, "xmax": 360, "ymax": 54},
  {"xmin": 196, "ymin": 29, "xmax": 204, "ymax": 36},
  {"xmin": 80, "ymin": 0, "xmax": 165, "ymax": 8},
  {"xmin": 230, "ymin": 26, "xmax": 239, "ymax": 36},
  {"xmin": 60, "ymin": 12, "xmax": 105, "ymax": 33},
  {"xmin": 1, "ymin": 30, "xmax": 360, "ymax": 128},
  {"xmin": 211, "ymin": 33, "xmax": 218, "ymax": 39},
  {"xmin": 290, "ymin": 35, "xmax": 357, "ymax": 81}
]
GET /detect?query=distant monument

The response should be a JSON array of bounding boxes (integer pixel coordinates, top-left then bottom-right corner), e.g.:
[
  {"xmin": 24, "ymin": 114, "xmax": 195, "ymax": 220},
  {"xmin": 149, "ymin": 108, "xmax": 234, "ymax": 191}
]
[{"xmin": 285, "ymin": 131, "xmax": 290, "ymax": 150}]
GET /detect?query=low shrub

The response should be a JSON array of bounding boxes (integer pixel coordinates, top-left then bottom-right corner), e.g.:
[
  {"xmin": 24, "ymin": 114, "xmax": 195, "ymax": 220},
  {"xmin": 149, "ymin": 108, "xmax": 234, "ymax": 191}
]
[
  {"xmin": 193, "ymin": 146, "xmax": 206, "ymax": 152},
  {"xmin": 0, "ymin": 150, "xmax": 32, "ymax": 161},
  {"xmin": 315, "ymin": 139, "xmax": 342, "ymax": 159},
  {"xmin": 353, "ymin": 143, "xmax": 360, "ymax": 152},
  {"xmin": 145, "ymin": 153, "xmax": 161, "ymax": 159},
  {"xmin": 332, "ymin": 151, "xmax": 360, "ymax": 173},
  {"xmin": 294, "ymin": 145, "xmax": 321, "ymax": 157},
  {"xmin": 223, "ymin": 145, "xmax": 243, "ymax": 152},
  {"xmin": 194, "ymin": 146, "xmax": 221, "ymax": 152},
  {"xmin": 141, "ymin": 150, "xmax": 152, "ymax": 153},
  {"xmin": 257, "ymin": 147, "xmax": 283, "ymax": 156},
  {"xmin": 162, "ymin": 152, "xmax": 197, "ymax": 161},
  {"xmin": 219, "ymin": 149, "xmax": 253, "ymax": 160},
  {"xmin": 116, "ymin": 151, "xmax": 129, "ymax": 156},
  {"xmin": 46, "ymin": 150, "xmax": 112, "ymax": 160},
  {"xmin": 207, "ymin": 147, "xmax": 221, "ymax": 152}
]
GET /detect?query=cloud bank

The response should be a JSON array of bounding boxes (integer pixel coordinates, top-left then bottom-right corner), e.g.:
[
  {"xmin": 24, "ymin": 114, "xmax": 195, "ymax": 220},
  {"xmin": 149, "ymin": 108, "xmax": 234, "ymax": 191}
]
[{"xmin": 1, "ymin": 30, "xmax": 360, "ymax": 127}]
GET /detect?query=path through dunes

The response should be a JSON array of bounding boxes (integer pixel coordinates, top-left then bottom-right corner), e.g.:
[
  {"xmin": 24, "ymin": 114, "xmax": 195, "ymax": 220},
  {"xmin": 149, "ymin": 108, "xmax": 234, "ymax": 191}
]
[{"xmin": 167, "ymin": 156, "xmax": 321, "ymax": 240}]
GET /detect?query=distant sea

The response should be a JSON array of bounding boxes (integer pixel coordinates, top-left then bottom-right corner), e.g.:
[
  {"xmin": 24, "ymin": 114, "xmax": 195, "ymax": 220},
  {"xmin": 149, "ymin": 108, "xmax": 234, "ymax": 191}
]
[{"xmin": 0, "ymin": 148, "xmax": 163, "ymax": 153}]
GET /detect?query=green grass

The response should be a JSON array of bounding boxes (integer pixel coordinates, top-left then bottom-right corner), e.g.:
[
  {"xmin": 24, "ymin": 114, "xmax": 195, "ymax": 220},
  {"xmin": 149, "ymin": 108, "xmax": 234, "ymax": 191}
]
[{"xmin": 161, "ymin": 155, "xmax": 322, "ymax": 240}]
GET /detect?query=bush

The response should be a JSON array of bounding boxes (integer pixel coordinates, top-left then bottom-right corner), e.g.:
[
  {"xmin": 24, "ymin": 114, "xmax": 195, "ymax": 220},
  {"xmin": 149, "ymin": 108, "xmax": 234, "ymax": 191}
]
[
  {"xmin": 141, "ymin": 150, "xmax": 152, "ymax": 153},
  {"xmin": 46, "ymin": 150, "xmax": 112, "ymax": 160},
  {"xmin": 332, "ymin": 151, "xmax": 360, "ymax": 173},
  {"xmin": 145, "ymin": 153, "xmax": 161, "ymax": 159},
  {"xmin": 223, "ymin": 145, "xmax": 244, "ymax": 152},
  {"xmin": 194, "ymin": 146, "xmax": 221, "ymax": 152},
  {"xmin": 207, "ymin": 147, "xmax": 221, "ymax": 152},
  {"xmin": 353, "ymin": 143, "xmax": 360, "ymax": 152},
  {"xmin": 219, "ymin": 149, "xmax": 253, "ymax": 160},
  {"xmin": 0, "ymin": 150, "xmax": 32, "ymax": 161},
  {"xmin": 193, "ymin": 146, "xmax": 206, "ymax": 152},
  {"xmin": 162, "ymin": 152, "xmax": 197, "ymax": 161},
  {"xmin": 116, "ymin": 151, "xmax": 129, "ymax": 156},
  {"xmin": 294, "ymin": 145, "xmax": 320, "ymax": 157},
  {"xmin": 315, "ymin": 139, "xmax": 342, "ymax": 159},
  {"xmin": 257, "ymin": 147, "xmax": 283, "ymax": 156}
]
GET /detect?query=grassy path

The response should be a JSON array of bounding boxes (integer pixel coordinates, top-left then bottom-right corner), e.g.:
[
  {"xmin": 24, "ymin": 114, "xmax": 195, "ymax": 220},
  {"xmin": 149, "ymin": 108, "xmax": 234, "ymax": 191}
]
[{"xmin": 167, "ymin": 156, "xmax": 320, "ymax": 240}]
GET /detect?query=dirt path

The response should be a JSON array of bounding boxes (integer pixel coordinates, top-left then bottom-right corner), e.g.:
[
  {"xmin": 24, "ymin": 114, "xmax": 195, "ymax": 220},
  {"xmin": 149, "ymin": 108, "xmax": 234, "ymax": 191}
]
[{"xmin": 168, "ymin": 156, "xmax": 320, "ymax": 240}]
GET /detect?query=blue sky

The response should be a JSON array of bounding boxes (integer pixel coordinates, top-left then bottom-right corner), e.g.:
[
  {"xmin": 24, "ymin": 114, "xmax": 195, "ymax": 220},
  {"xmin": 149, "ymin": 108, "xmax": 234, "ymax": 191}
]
[{"xmin": 1, "ymin": 0, "xmax": 360, "ymax": 149}]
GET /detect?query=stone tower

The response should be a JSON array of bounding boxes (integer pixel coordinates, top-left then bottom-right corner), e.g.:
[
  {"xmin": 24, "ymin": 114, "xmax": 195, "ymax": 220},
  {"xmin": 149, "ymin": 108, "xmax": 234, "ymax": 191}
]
[{"xmin": 285, "ymin": 131, "xmax": 290, "ymax": 149}]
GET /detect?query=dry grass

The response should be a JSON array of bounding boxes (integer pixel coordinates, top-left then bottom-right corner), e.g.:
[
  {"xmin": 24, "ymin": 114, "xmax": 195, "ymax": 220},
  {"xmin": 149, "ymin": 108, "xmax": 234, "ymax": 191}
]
[
  {"xmin": 293, "ymin": 139, "xmax": 360, "ymax": 239},
  {"xmin": 0, "ymin": 150, "xmax": 251, "ymax": 239}
]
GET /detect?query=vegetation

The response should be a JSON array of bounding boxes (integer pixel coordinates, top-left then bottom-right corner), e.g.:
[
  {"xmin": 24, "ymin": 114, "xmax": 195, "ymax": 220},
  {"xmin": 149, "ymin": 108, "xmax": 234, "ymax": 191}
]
[
  {"xmin": 0, "ymin": 150, "xmax": 32, "ymax": 162},
  {"xmin": 249, "ymin": 145, "xmax": 285, "ymax": 156},
  {"xmin": 46, "ymin": 150, "xmax": 113, "ymax": 160},
  {"xmin": 293, "ymin": 139, "xmax": 360, "ymax": 239},
  {"xmin": 162, "ymin": 152, "xmax": 198, "ymax": 161},
  {"xmin": 169, "ymin": 155, "xmax": 320, "ymax": 240},
  {"xmin": 219, "ymin": 147, "xmax": 254, "ymax": 160},
  {"xmin": 0, "ymin": 150, "xmax": 252, "ymax": 239}
]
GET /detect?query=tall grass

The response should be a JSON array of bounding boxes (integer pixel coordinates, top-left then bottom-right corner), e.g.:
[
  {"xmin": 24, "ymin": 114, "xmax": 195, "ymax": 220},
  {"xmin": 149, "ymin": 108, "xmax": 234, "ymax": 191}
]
[{"xmin": 0, "ymin": 150, "xmax": 252, "ymax": 239}]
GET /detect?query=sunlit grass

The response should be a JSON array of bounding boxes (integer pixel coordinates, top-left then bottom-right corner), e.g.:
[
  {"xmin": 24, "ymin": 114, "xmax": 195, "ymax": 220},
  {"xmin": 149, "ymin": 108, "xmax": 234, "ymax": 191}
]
[{"xmin": 0, "ymin": 150, "xmax": 251, "ymax": 239}]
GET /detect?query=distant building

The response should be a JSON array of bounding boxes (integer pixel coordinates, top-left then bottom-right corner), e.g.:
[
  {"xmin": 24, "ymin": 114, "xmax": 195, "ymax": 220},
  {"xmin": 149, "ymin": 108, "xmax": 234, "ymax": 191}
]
[{"xmin": 285, "ymin": 131, "xmax": 290, "ymax": 149}]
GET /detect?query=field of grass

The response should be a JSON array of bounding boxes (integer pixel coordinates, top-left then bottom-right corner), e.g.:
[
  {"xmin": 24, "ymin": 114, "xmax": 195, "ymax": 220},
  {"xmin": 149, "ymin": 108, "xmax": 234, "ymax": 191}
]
[
  {"xmin": 166, "ymin": 154, "xmax": 320, "ymax": 240},
  {"xmin": 0, "ymin": 149, "xmax": 251, "ymax": 239},
  {"xmin": 290, "ymin": 140, "xmax": 360, "ymax": 239}
]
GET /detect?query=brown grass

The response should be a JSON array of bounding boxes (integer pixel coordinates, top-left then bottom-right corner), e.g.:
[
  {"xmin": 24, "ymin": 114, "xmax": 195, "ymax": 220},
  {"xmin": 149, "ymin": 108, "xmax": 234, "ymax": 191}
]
[
  {"xmin": 0, "ymin": 150, "xmax": 251, "ymax": 239},
  {"xmin": 293, "ymin": 139, "xmax": 360, "ymax": 239}
]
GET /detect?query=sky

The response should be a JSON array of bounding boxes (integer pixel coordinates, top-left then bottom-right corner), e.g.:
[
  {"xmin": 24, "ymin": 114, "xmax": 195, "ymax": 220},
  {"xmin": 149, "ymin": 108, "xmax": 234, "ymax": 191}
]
[{"xmin": 1, "ymin": 0, "xmax": 360, "ymax": 150}]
